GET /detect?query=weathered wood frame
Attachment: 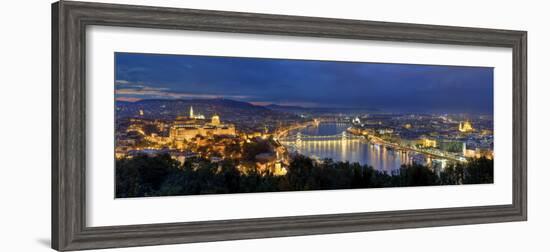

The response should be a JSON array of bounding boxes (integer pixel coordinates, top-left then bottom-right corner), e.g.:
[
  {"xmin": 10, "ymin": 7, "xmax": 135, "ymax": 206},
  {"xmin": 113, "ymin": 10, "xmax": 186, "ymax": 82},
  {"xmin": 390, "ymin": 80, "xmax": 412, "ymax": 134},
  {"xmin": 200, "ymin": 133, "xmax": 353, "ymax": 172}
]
[{"xmin": 52, "ymin": 1, "xmax": 527, "ymax": 251}]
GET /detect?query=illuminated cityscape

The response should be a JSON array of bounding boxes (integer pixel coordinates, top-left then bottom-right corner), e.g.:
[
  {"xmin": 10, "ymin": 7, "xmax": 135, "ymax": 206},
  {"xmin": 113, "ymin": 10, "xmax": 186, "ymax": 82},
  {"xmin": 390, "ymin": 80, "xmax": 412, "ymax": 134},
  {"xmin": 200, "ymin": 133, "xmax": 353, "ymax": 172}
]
[{"xmin": 114, "ymin": 52, "xmax": 494, "ymax": 197}]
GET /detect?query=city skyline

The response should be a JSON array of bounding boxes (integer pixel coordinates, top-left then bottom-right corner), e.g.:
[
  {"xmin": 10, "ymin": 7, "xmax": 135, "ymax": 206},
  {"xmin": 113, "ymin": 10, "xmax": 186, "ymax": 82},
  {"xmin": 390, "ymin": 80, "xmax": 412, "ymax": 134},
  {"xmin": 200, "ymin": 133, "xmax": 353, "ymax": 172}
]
[
  {"xmin": 114, "ymin": 52, "xmax": 494, "ymax": 198},
  {"xmin": 115, "ymin": 52, "xmax": 494, "ymax": 114}
]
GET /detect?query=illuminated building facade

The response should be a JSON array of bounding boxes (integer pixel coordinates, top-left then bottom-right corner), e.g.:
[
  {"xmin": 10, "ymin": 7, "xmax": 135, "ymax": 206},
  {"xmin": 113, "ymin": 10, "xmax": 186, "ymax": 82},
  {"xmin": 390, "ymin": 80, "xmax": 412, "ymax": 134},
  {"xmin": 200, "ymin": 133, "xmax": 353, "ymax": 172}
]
[
  {"xmin": 464, "ymin": 148, "xmax": 494, "ymax": 160},
  {"xmin": 419, "ymin": 138, "xmax": 437, "ymax": 148},
  {"xmin": 170, "ymin": 108, "xmax": 236, "ymax": 147},
  {"xmin": 458, "ymin": 121, "xmax": 474, "ymax": 132},
  {"xmin": 189, "ymin": 106, "xmax": 205, "ymax": 119},
  {"xmin": 211, "ymin": 114, "xmax": 221, "ymax": 126}
]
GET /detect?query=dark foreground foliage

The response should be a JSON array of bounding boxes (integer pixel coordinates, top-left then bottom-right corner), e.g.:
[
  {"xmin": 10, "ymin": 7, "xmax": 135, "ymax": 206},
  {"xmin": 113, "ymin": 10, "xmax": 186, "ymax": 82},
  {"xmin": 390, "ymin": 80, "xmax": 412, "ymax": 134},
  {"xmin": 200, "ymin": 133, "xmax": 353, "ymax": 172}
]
[{"xmin": 116, "ymin": 154, "xmax": 493, "ymax": 198}]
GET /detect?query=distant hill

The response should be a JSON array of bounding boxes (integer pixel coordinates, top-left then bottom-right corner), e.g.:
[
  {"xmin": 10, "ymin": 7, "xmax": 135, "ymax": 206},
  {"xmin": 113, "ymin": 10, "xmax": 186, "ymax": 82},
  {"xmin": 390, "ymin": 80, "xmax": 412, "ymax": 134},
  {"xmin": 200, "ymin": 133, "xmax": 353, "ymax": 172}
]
[
  {"xmin": 265, "ymin": 103, "xmax": 381, "ymax": 114},
  {"xmin": 115, "ymin": 98, "xmax": 295, "ymax": 121},
  {"xmin": 116, "ymin": 98, "xmax": 381, "ymax": 121},
  {"xmin": 265, "ymin": 104, "xmax": 306, "ymax": 112}
]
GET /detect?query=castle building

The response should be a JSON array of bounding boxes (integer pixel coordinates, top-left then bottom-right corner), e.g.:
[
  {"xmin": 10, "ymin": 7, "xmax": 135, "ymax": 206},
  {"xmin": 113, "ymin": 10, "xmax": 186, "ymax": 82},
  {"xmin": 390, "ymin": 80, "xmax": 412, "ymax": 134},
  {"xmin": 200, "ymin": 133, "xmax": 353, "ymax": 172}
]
[
  {"xmin": 189, "ymin": 106, "xmax": 205, "ymax": 120},
  {"xmin": 211, "ymin": 114, "xmax": 221, "ymax": 126},
  {"xmin": 170, "ymin": 109, "xmax": 236, "ymax": 148}
]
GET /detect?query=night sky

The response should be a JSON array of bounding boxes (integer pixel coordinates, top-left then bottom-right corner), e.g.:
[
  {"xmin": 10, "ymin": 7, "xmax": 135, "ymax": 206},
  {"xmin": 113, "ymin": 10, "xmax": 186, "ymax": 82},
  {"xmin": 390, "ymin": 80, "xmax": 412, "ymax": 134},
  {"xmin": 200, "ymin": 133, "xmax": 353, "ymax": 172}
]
[{"xmin": 115, "ymin": 52, "xmax": 494, "ymax": 114}]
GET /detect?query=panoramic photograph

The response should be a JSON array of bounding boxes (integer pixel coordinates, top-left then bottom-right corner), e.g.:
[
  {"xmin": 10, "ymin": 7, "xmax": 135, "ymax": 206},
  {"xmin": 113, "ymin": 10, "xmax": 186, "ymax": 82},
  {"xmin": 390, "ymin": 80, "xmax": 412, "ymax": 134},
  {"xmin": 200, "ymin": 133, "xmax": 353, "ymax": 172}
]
[{"xmin": 114, "ymin": 52, "xmax": 494, "ymax": 198}]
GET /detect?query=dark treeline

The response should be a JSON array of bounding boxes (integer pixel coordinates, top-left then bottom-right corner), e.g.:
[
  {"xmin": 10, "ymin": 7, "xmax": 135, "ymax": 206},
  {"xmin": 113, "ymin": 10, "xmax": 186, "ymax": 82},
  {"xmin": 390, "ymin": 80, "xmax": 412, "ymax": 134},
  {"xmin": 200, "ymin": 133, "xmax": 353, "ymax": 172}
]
[{"xmin": 116, "ymin": 154, "xmax": 494, "ymax": 198}]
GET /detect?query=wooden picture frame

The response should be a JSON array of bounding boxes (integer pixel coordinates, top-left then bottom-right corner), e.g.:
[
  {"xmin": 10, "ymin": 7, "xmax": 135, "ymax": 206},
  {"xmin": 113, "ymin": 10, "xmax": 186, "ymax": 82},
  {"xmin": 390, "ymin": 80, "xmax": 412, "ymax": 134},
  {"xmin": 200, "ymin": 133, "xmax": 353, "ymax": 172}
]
[{"xmin": 52, "ymin": 1, "xmax": 527, "ymax": 251}]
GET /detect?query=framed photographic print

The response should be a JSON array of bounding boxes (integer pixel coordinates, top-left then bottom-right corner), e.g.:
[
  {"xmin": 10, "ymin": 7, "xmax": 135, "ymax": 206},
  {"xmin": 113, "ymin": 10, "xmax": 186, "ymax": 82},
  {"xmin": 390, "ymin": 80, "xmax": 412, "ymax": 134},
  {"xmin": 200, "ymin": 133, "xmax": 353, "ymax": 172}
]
[{"xmin": 52, "ymin": 1, "xmax": 527, "ymax": 251}]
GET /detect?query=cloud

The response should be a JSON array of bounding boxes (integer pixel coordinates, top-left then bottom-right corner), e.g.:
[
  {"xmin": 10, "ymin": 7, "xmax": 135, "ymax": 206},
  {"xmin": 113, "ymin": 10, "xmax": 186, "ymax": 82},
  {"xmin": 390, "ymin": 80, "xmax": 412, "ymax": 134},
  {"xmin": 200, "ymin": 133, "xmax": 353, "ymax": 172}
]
[
  {"xmin": 249, "ymin": 101, "xmax": 321, "ymax": 108},
  {"xmin": 115, "ymin": 80, "xmax": 251, "ymax": 101},
  {"xmin": 115, "ymin": 97, "xmax": 142, "ymax": 102},
  {"xmin": 115, "ymin": 80, "xmax": 131, "ymax": 85},
  {"xmin": 249, "ymin": 101, "xmax": 271, "ymax": 106}
]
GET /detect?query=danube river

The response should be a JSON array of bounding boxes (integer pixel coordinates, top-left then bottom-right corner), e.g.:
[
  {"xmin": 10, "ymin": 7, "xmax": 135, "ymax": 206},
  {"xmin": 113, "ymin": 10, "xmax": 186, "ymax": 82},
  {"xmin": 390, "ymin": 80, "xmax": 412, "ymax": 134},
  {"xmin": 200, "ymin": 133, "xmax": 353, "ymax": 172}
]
[{"xmin": 283, "ymin": 123, "xmax": 410, "ymax": 173}]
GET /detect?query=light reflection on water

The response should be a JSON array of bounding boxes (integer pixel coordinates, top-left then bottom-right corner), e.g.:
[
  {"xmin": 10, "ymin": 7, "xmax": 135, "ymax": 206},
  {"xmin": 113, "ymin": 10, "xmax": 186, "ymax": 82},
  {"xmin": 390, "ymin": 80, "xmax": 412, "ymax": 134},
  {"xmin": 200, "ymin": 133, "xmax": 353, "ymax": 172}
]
[{"xmin": 284, "ymin": 123, "xmax": 410, "ymax": 173}]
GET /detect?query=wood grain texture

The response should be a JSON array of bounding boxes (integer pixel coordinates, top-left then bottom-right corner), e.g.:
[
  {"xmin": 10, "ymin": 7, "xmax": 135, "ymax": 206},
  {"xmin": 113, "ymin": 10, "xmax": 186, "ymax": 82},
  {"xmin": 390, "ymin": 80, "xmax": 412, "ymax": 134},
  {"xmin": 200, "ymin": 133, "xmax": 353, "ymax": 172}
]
[{"xmin": 51, "ymin": 1, "xmax": 528, "ymax": 251}]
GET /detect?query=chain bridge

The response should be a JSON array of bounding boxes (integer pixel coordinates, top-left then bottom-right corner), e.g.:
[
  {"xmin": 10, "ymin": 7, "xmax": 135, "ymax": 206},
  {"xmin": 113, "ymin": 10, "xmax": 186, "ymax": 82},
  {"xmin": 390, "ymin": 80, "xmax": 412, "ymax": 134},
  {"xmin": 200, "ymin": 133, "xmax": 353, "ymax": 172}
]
[{"xmin": 279, "ymin": 131, "xmax": 365, "ymax": 143}]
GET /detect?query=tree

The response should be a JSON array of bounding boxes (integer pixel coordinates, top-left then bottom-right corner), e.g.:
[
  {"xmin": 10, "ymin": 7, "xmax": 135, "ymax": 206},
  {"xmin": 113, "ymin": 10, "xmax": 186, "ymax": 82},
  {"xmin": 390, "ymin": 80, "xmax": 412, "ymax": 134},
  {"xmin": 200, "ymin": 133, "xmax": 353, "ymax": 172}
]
[
  {"xmin": 398, "ymin": 164, "xmax": 439, "ymax": 187},
  {"xmin": 116, "ymin": 153, "xmax": 493, "ymax": 198},
  {"xmin": 463, "ymin": 157, "xmax": 494, "ymax": 184},
  {"xmin": 242, "ymin": 140, "xmax": 272, "ymax": 161},
  {"xmin": 286, "ymin": 155, "xmax": 315, "ymax": 190},
  {"xmin": 115, "ymin": 154, "xmax": 180, "ymax": 197}
]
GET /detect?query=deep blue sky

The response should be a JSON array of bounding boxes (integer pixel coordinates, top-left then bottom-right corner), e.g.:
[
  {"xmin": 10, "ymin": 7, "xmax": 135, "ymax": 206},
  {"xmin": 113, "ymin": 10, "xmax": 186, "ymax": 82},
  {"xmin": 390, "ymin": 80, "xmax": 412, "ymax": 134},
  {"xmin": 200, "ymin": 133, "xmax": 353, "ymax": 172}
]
[{"xmin": 115, "ymin": 52, "xmax": 493, "ymax": 114}]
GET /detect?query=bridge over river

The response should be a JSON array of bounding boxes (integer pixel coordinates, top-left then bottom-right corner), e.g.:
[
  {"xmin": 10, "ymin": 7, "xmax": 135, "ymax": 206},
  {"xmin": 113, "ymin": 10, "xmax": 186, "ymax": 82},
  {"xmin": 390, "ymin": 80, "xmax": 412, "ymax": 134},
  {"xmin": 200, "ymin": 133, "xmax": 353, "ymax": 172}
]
[
  {"xmin": 279, "ymin": 131, "xmax": 465, "ymax": 163},
  {"xmin": 279, "ymin": 131, "xmax": 364, "ymax": 142}
]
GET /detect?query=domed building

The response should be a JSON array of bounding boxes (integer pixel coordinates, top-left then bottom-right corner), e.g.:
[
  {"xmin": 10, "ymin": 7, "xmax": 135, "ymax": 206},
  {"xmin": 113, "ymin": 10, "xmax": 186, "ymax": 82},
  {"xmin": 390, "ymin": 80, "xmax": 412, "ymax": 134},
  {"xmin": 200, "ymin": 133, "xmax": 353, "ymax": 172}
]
[
  {"xmin": 211, "ymin": 114, "xmax": 221, "ymax": 126},
  {"xmin": 169, "ymin": 109, "xmax": 236, "ymax": 148},
  {"xmin": 458, "ymin": 121, "xmax": 474, "ymax": 133}
]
